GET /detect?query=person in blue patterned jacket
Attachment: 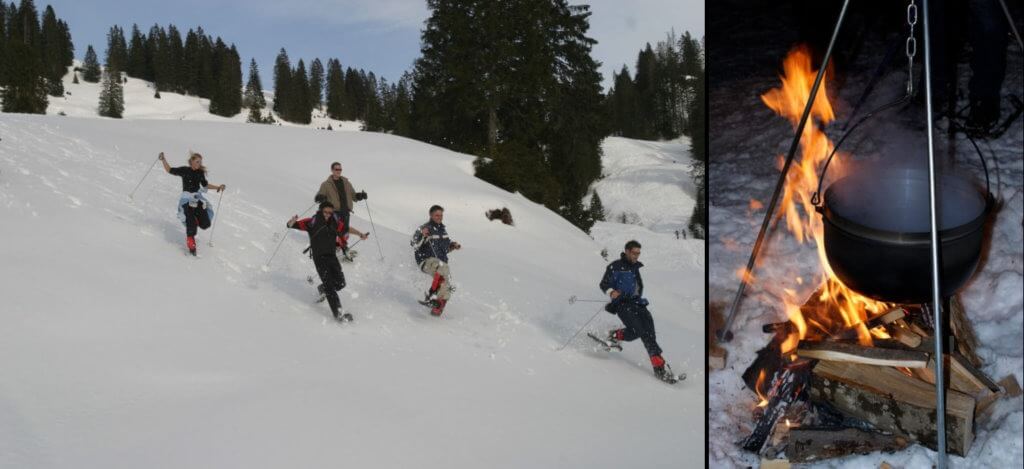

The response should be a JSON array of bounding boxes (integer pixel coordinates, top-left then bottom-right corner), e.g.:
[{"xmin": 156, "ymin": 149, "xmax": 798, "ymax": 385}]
[
  {"xmin": 411, "ymin": 205, "xmax": 461, "ymax": 316},
  {"xmin": 600, "ymin": 240, "xmax": 674, "ymax": 381}
]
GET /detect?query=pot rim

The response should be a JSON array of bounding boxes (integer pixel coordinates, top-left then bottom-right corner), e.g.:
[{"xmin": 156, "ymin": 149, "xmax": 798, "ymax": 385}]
[{"xmin": 821, "ymin": 172, "xmax": 992, "ymax": 245}]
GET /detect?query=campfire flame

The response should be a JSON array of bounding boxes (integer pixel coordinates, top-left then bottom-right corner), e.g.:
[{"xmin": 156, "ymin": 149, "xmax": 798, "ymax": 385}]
[
  {"xmin": 755, "ymin": 369, "xmax": 769, "ymax": 407},
  {"xmin": 760, "ymin": 46, "xmax": 890, "ymax": 352}
]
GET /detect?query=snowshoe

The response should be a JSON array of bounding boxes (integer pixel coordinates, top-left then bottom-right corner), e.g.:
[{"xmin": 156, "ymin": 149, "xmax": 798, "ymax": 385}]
[
  {"xmin": 654, "ymin": 363, "xmax": 682, "ymax": 385},
  {"xmin": 417, "ymin": 291, "xmax": 439, "ymax": 307},
  {"xmin": 341, "ymin": 249, "xmax": 358, "ymax": 263},
  {"xmin": 315, "ymin": 284, "xmax": 327, "ymax": 303},
  {"xmin": 340, "ymin": 313, "xmax": 354, "ymax": 322},
  {"xmin": 586, "ymin": 332, "xmax": 622, "ymax": 351}
]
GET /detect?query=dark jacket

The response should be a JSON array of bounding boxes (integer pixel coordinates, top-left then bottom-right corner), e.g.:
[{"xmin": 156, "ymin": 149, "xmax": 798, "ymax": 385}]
[
  {"xmin": 411, "ymin": 221, "xmax": 453, "ymax": 265},
  {"xmin": 169, "ymin": 166, "xmax": 208, "ymax": 192},
  {"xmin": 600, "ymin": 253, "xmax": 648, "ymax": 310},
  {"xmin": 290, "ymin": 211, "xmax": 347, "ymax": 257}
]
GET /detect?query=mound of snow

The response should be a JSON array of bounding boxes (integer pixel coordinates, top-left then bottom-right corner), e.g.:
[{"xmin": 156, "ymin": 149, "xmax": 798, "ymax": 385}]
[
  {"xmin": 591, "ymin": 136, "xmax": 696, "ymax": 233},
  {"xmin": 0, "ymin": 114, "xmax": 703, "ymax": 468},
  {"xmin": 48, "ymin": 63, "xmax": 362, "ymax": 130}
]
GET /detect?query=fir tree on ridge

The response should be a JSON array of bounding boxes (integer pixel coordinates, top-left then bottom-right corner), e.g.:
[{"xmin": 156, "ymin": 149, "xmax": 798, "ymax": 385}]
[{"xmin": 82, "ymin": 45, "xmax": 102, "ymax": 82}]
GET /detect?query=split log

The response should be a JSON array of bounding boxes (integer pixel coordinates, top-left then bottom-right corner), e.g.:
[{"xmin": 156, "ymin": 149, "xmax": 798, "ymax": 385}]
[
  {"xmin": 796, "ymin": 341, "xmax": 929, "ymax": 368},
  {"xmin": 890, "ymin": 319, "xmax": 923, "ymax": 348},
  {"xmin": 911, "ymin": 353, "xmax": 999, "ymax": 398},
  {"xmin": 810, "ymin": 360, "xmax": 975, "ymax": 456},
  {"xmin": 976, "ymin": 375, "xmax": 1023, "ymax": 425},
  {"xmin": 709, "ymin": 346, "xmax": 727, "ymax": 370},
  {"xmin": 949, "ymin": 296, "xmax": 983, "ymax": 368},
  {"xmin": 786, "ymin": 427, "xmax": 909, "ymax": 463},
  {"xmin": 759, "ymin": 458, "xmax": 791, "ymax": 469},
  {"xmin": 998, "ymin": 375, "xmax": 1022, "ymax": 397}
]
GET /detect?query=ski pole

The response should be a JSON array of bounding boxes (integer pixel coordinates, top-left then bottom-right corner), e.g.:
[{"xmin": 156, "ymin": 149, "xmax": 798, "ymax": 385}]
[
  {"xmin": 718, "ymin": 0, "xmax": 851, "ymax": 343},
  {"xmin": 208, "ymin": 189, "xmax": 225, "ymax": 247},
  {"xmin": 128, "ymin": 154, "xmax": 161, "ymax": 200},
  {"xmin": 265, "ymin": 202, "xmax": 317, "ymax": 268},
  {"xmin": 557, "ymin": 305, "xmax": 606, "ymax": 351},
  {"xmin": 568, "ymin": 295, "xmax": 608, "ymax": 305},
  {"xmin": 363, "ymin": 199, "xmax": 385, "ymax": 262}
]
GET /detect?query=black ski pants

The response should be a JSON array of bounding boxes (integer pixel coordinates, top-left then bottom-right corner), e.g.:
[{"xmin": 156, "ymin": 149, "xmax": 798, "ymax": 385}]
[
  {"xmin": 183, "ymin": 202, "xmax": 211, "ymax": 237},
  {"xmin": 615, "ymin": 302, "xmax": 662, "ymax": 357},
  {"xmin": 313, "ymin": 253, "xmax": 346, "ymax": 315}
]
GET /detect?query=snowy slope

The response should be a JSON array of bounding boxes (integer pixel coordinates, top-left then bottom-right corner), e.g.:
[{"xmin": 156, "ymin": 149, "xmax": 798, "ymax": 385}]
[
  {"xmin": 47, "ymin": 63, "xmax": 362, "ymax": 130},
  {"xmin": 590, "ymin": 136, "xmax": 696, "ymax": 233},
  {"xmin": 0, "ymin": 111, "xmax": 703, "ymax": 467}
]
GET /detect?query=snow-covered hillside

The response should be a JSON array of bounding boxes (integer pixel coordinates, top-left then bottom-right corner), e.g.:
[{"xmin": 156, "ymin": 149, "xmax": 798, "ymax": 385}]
[
  {"xmin": 46, "ymin": 63, "xmax": 362, "ymax": 131},
  {"xmin": 0, "ymin": 108, "xmax": 703, "ymax": 467},
  {"xmin": 591, "ymin": 136, "xmax": 696, "ymax": 233}
]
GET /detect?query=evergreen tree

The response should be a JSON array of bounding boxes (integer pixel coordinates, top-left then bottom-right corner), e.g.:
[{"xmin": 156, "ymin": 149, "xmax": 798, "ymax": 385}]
[
  {"xmin": 208, "ymin": 38, "xmax": 241, "ymax": 117},
  {"xmin": 82, "ymin": 45, "xmax": 101, "ymax": 82},
  {"xmin": 272, "ymin": 48, "xmax": 291, "ymax": 117},
  {"xmin": 40, "ymin": 5, "xmax": 66, "ymax": 96},
  {"xmin": 147, "ymin": 24, "xmax": 166, "ymax": 88},
  {"xmin": 126, "ymin": 24, "xmax": 146, "ymax": 78},
  {"xmin": 309, "ymin": 57, "xmax": 324, "ymax": 110},
  {"xmin": 412, "ymin": 0, "xmax": 605, "ymax": 226},
  {"xmin": 166, "ymin": 24, "xmax": 184, "ymax": 92},
  {"xmin": 687, "ymin": 164, "xmax": 706, "ymax": 239},
  {"xmin": 588, "ymin": 192, "xmax": 605, "ymax": 222},
  {"xmin": 2, "ymin": 0, "xmax": 48, "ymax": 113},
  {"xmin": 392, "ymin": 72, "xmax": 413, "ymax": 136},
  {"xmin": 344, "ymin": 67, "xmax": 363, "ymax": 120},
  {"xmin": 244, "ymin": 58, "xmax": 265, "ymax": 108},
  {"xmin": 98, "ymin": 67, "xmax": 124, "ymax": 118},
  {"xmin": 287, "ymin": 58, "xmax": 312, "ymax": 123},
  {"xmin": 324, "ymin": 58, "xmax": 346, "ymax": 119},
  {"xmin": 0, "ymin": 6, "xmax": 7, "ymax": 86},
  {"xmin": 633, "ymin": 43, "xmax": 657, "ymax": 139},
  {"xmin": 105, "ymin": 25, "xmax": 127, "ymax": 73},
  {"xmin": 362, "ymin": 71, "xmax": 383, "ymax": 130}
]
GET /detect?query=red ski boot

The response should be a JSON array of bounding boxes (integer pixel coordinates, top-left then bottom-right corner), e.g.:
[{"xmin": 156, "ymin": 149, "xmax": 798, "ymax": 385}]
[
  {"xmin": 186, "ymin": 236, "xmax": 197, "ymax": 256},
  {"xmin": 430, "ymin": 298, "xmax": 447, "ymax": 316}
]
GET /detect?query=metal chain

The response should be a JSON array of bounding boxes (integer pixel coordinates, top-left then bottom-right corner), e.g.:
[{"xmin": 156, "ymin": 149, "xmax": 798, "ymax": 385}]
[{"xmin": 906, "ymin": 0, "xmax": 918, "ymax": 95}]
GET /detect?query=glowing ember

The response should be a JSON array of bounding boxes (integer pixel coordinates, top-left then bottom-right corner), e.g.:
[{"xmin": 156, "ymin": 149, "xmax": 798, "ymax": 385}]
[{"xmin": 761, "ymin": 46, "xmax": 891, "ymax": 349}]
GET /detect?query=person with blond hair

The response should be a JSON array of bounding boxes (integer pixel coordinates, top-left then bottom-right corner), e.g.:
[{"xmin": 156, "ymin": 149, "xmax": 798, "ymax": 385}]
[{"xmin": 160, "ymin": 151, "xmax": 225, "ymax": 255}]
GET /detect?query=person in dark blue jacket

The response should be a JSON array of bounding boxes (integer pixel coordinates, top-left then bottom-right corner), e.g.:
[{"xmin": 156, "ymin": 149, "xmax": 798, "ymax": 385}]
[
  {"xmin": 411, "ymin": 205, "xmax": 461, "ymax": 316},
  {"xmin": 600, "ymin": 240, "xmax": 673, "ymax": 381}
]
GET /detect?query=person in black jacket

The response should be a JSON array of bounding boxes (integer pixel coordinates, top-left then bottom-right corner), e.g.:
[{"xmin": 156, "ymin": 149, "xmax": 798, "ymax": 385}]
[
  {"xmin": 288, "ymin": 201, "xmax": 368, "ymax": 320},
  {"xmin": 160, "ymin": 152, "xmax": 225, "ymax": 255},
  {"xmin": 410, "ymin": 205, "xmax": 461, "ymax": 316},
  {"xmin": 599, "ymin": 240, "xmax": 674, "ymax": 382}
]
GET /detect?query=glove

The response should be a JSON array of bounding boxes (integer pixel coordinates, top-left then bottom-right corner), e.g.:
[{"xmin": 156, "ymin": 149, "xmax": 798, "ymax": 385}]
[
  {"xmin": 355, "ymin": 191, "xmax": 368, "ymax": 201},
  {"xmin": 315, "ymin": 194, "xmax": 326, "ymax": 203}
]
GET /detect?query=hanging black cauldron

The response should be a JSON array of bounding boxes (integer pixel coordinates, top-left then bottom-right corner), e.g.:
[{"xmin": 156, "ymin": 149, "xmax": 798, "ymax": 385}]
[{"xmin": 817, "ymin": 168, "xmax": 992, "ymax": 304}]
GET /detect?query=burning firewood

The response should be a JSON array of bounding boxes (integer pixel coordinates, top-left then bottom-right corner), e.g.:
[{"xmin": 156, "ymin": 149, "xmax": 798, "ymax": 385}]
[
  {"xmin": 786, "ymin": 427, "xmax": 909, "ymax": 463},
  {"xmin": 809, "ymin": 360, "xmax": 975, "ymax": 456},
  {"xmin": 796, "ymin": 341, "xmax": 929, "ymax": 368}
]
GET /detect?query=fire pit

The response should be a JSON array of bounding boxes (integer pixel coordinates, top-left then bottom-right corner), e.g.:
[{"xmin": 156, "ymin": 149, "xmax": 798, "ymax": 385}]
[{"xmin": 741, "ymin": 293, "xmax": 1007, "ymax": 463}]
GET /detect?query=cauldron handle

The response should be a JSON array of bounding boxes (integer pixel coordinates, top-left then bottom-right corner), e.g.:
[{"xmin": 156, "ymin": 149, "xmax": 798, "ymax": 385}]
[{"xmin": 811, "ymin": 95, "xmax": 911, "ymax": 207}]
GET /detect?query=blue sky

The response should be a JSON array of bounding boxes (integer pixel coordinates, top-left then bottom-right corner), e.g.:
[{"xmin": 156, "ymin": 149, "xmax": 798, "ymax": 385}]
[{"xmin": 42, "ymin": 0, "xmax": 703, "ymax": 90}]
